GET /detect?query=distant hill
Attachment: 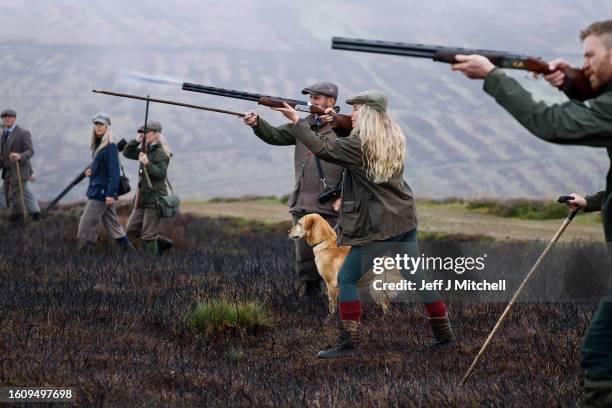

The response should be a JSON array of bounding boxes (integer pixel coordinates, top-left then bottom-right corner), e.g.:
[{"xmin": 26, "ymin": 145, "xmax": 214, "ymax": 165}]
[{"xmin": 0, "ymin": 0, "xmax": 610, "ymax": 202}]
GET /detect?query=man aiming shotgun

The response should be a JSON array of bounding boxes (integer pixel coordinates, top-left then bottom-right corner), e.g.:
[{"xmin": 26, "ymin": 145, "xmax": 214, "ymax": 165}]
[
  {"xmin": 451, "ymin": 20, "xmax": 612, "ymax": 406},
  {"xmin": 240, "ymin": 82, "xmax": 348, "ymax": 299}
]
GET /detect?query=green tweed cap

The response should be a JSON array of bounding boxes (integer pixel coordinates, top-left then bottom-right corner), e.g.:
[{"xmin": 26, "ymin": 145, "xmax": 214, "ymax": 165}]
[
  {"xmin": 1, "ymin": 109, "xmax": 16, "ymax": 118},
  {"xmin": 345, "ymin": 90, "xmax": 387, "ymax": 113},
  {"xmin": 301, "ymin": 82, "xmax": 338, "ymax": 99},
  {"xmin": 91, "ymin": 113, "xmax": 111, "ymax": 126},
  {"xmin": 139, "ymin": 121, "xmax": 162, "ymax": 133}
]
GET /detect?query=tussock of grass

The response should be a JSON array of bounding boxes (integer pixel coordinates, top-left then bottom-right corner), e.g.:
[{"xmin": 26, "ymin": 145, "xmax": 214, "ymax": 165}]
[{"xmin": 187, "ymin": 298, "xmax": 273, "ymax": 336}]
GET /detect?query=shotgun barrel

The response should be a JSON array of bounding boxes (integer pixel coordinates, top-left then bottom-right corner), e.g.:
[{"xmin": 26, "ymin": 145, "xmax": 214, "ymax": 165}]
[
  {"xmin": 44, "ymin": 168, "xmax": 88, "ymax": 213},
  {"xmin": 182, "ymin": 83, "xmax": 306, "ymax": 107},
  {"xmin": 332, "ymin": 37, "xmax": 527, "ymax": 65},
  {"xmin": 44, "ymin": 138, "xmax": 130, "ymax": 213}
]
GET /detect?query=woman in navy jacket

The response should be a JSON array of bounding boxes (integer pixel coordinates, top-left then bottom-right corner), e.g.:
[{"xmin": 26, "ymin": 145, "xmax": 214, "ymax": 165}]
[{"xmin": 76, "ymin": 113, "xmax": 134, "ymax": 252}]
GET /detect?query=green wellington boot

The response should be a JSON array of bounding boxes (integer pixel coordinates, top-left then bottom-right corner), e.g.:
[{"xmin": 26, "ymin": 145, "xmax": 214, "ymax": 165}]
[{"xmin": 142, "ymin": 239, "xmax": 159, "ymax": 256}]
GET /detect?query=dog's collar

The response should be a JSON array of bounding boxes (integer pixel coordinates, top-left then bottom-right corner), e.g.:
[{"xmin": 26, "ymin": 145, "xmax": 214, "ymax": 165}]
[{"xmin": 311, "ymin": 239, "xmax": 329, "ymax": 248}]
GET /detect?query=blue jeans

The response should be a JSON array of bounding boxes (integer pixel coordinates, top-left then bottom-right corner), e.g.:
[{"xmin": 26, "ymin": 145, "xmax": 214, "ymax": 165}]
[{"xmin": 337, "ymin": 228, "xmax": 442, "ymax": 304}]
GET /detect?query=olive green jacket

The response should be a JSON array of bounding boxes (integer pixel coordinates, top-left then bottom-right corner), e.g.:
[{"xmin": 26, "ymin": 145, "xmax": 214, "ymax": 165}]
[
  {"xmin": 252, "ymin": 116, "xmax": 346, "ymax": 217},
  {"xmin": 288, "ymin": 119, "xmax": 417, "ymax": 246},
  {"xmin": 123, "ymin": 140, "xmax": 169, "ymax": 208},
  {"xmin": 484, "ymin": 69, "xmax": 612, "ymax": 241},
  {"xmin": 585, "ymin": 191, "xmax": 605, "ymax": 213},
  {"xmin": 484, "ymin": 69, "xmax": 612, "ymax": 381}
]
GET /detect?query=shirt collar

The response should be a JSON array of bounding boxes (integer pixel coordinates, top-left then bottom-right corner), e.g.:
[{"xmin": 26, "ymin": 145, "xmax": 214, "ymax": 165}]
[{"xmin": 4, "ymin": 124, "xmax": 16, "ymax": 133}]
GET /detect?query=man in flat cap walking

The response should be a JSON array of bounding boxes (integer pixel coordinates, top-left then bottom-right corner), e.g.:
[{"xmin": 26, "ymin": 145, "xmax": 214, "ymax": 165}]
[
  {"xmin": 242, "ymin": 82, "xmax": 348, "ymax": 299},
  {"xmin": 0, "ymin": 109, "xmax": 35, "ymax": 225}
]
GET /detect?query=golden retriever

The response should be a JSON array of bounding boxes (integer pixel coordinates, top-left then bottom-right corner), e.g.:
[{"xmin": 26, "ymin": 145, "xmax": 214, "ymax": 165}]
[{"xmin": 289, "ymin": 213, "xmax": 393, "ymax": 317}]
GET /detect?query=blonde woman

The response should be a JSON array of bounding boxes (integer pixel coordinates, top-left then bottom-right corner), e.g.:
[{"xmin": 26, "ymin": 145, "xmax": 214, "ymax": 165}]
[
  {"xmin": 273, "ymin": 91, "xmax": 454, "ymax": 358},
  {"xmin": 77, "ymin": 113, "xmax": 134, "ymax": 252},
  {"xmin": 123, "ymin": 121, "xmax": 173, "ymax": 256}
]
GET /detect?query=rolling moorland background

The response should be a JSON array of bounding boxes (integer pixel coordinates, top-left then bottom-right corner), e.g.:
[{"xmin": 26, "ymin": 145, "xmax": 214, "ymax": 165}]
[{"xmin": 1, "ymin": 0, "xmax": 611, "ymax": 203}]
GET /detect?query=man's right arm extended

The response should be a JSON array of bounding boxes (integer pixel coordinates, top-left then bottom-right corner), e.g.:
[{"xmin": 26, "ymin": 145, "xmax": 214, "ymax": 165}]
[
  {"xmin": 247, "ymin": 113, "xmax": 296, "ymax": 146},
  {"xmin": 483, "ymin": 69, "xmax": 612, "ymax": 147}
]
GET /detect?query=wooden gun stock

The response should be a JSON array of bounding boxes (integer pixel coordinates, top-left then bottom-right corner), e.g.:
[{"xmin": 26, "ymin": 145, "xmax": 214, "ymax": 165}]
[
  {"xmin": 331, "ymin": 114, "xmax": 353, "ymax": 130},
  {"xmin": 258, "ymin": 96, "xmax": 299, "ymax": 109},
  {"xmin": 435, "ymin": 51, "xmax": 596, "ymax": 101},
  {"xmin": 299, "ymin": 104, "xmax": 353, "ymax": 130},
  {"xmin": 506, "ymin": 57, "xmax": 595, "ymax": 101}
]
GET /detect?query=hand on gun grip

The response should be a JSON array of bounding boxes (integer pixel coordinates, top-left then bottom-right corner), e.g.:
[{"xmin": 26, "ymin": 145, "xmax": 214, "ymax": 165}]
[
  {"xmin": 138, "ymin": 152, "xmax": 149, "ymax": 166},
  {"xmin": 320, "ymin": 108, "xmax": 336, "ymax": 124},
  {"xmin": 544, "ymin": 59, "xmax": 571, "ymax": 88}
]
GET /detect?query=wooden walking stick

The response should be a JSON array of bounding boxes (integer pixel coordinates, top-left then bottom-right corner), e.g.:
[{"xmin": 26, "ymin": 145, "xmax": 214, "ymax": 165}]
[
  {"xmin": 92, "ymin": 89, "xmax": 246, "ymax": 118},
  {"xmin": 13, "ymin": 158, "xmax": 28, "ymax": 222},
  {"xmin": 460, "ymin": 200, "xmax": 578, "ymax": 385}
]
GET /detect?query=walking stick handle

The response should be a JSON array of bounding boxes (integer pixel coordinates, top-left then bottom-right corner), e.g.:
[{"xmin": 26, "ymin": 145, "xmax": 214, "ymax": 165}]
[{"xmin": 557, "ymin": 195, "xmax": 574, "ymax": 204}]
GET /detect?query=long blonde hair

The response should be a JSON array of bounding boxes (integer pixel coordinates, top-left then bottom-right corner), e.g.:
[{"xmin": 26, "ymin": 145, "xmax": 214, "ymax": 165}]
[
  {"xmin": 353, "ymin": 105, "xmax": 405, "ymax": 184},
  {"xmin": 156, "ymin": 132, "xmax": 172, "ymax": 158},
  {"xmin": 90, "ymin": 126, "xmax": 114, "ymax": 158}
]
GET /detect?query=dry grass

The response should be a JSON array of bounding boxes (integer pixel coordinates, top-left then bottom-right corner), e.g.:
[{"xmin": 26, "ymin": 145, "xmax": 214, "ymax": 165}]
[{"xmin": 0, "ymin": 208, "xmax": 596, "ymax": 406}]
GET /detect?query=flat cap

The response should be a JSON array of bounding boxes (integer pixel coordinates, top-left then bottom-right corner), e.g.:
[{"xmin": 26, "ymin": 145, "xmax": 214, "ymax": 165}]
[
  {"xmin": 346, "ymin": 90, "xmax": 388, "ymax": 113},
  {"xmin": 91, "ymin": 113, "xmax": 111, "ymax": 126},
  {"xmin": 1, "ymin": 109, "xmax": 16, "ymax": 118},
  {"xmin": 140, "ymin": 121, "xmax": 162, "ymax": 133},
  {"xmin": 301, "ymin": 82, "xmax": 338, "ymax": 99}
]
